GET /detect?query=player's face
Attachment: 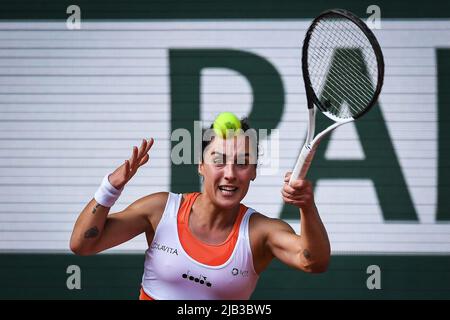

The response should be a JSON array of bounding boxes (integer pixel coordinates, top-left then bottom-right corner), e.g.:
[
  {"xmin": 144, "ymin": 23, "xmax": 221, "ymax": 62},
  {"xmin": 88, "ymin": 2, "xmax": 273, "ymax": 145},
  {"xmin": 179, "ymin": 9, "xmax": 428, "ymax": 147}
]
[{"xmin": 199, "ymin": 135, "xmax": 257, "ymax": 209}]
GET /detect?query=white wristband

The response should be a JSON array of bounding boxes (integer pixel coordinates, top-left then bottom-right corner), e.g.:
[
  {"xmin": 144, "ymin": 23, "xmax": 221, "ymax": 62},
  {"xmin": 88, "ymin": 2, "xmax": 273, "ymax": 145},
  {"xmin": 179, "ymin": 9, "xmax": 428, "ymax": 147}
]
[{"xmin": 94, "ymin": 174, "xmax": 124, "ymax": 208}]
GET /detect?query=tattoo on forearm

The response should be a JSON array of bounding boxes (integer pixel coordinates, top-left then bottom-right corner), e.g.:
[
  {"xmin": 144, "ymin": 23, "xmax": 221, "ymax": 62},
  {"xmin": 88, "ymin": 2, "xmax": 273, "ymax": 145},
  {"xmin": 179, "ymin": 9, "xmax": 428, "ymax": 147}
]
[
  {"xmin": 84, "ymin": 227, "xmax": 99, "ymax": 239},
  {"xmin": 303, "ymin": 249, "xmax": 311, "ymax": 260},
  {"xmin": 92, "ymin": 203, "xmax": 101, "ymax": 214}
]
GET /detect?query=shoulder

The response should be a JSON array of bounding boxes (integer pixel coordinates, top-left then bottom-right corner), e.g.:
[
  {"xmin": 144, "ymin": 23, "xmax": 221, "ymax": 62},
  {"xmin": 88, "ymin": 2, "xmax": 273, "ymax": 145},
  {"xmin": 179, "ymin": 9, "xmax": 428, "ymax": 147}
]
[
  {"xmin": 130, "ymin": 191, "xmax": 169, "ymax": 212},
  {"xmin": 128, "ymin": 192, "xmax": 169, "ymax": 226},
  {"xmin": 249, "ymin": 212, "xmax": 293, "ymax": 245},
  {"xmin": 249, "ymin": 212, "xmax": 296, "ymax": 245},
  {"xmin": 249, "ymin": 211, "xmax": 294, "ymax": 234},
  {"xmin": 248, "ymin": 212, "xmax": 294, "ymax": 273}
]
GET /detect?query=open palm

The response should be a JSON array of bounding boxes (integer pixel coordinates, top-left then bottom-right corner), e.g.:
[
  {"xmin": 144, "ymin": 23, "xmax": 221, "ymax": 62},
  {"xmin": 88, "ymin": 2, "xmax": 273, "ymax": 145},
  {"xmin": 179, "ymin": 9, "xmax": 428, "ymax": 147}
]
[{"xmin": 108, "ymin": 138, "xmax": 154, "ymax": 189}]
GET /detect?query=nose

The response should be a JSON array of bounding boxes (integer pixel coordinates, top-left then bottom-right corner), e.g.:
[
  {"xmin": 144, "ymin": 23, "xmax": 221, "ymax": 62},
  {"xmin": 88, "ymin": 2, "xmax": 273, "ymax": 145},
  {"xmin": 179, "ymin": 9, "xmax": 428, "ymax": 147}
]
[{"xmin": 223, "ymin": 163, "xmax": 236, "ymax": 181}]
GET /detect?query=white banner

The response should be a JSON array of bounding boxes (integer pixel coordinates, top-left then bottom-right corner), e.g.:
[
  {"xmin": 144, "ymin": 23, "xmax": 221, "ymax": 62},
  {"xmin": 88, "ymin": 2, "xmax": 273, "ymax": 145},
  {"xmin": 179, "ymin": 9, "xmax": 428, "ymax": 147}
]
[{"xmin": 0, "ymin": 20, "xmax": 449, "ymax": 253}]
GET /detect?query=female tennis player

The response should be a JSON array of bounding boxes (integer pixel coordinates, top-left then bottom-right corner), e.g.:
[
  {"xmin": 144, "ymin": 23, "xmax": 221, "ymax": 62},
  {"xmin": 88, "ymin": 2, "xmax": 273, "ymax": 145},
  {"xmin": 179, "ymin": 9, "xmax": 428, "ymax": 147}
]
[{"xmin": 70, "ymin": 116, "xmax": 330, "ymax": 300}]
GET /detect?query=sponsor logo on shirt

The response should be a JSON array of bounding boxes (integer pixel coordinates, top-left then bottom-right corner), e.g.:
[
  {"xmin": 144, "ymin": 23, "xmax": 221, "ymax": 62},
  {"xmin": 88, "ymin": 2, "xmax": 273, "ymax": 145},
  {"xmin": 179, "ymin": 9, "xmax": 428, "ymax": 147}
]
[
  {"xmin": 231, "ymin": 267, "xmax": 249, "ymax": 277},
  {"xmin": 151, "ymin": 241, "xmax": 178, "ymax": 255},
  {"xmin": 182, "ymin": 271, "xmax": 212, "ymax": 287}
]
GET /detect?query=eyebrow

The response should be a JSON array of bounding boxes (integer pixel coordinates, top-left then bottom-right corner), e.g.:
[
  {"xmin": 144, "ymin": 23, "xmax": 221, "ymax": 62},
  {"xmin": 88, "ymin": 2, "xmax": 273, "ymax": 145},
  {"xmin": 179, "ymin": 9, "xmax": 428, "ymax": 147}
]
[{"xmin": 210, "ymin": 151, "xmax": 250, "ymax": 157}]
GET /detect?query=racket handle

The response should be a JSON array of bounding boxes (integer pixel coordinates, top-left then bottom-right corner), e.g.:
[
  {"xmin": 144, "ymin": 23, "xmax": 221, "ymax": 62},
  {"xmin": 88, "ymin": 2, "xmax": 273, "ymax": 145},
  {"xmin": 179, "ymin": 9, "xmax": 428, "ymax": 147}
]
[{"xmin": 289, "ymin": 144, "xmax": 317, "ymax": 185}]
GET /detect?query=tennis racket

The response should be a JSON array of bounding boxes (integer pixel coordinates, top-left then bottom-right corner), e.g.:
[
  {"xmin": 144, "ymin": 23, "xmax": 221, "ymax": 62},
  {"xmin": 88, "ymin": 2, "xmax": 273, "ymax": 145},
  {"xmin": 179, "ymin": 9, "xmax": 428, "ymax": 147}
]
[{"xmin": 289, "ymin": 8, "xmax": 384, "ymax": 185}]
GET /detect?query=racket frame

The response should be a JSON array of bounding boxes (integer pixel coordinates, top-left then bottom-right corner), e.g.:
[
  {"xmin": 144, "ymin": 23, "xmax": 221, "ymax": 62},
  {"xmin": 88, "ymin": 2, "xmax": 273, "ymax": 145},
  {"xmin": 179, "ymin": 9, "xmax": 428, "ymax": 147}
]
[{"xmin": 289, "ymin": 8, "xmax": 384, "ymax": 185}]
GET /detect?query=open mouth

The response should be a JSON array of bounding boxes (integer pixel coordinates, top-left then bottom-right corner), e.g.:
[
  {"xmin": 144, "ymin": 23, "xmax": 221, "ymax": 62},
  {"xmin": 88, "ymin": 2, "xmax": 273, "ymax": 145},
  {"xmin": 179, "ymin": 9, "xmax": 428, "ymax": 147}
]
[{"xmin": 218, "ymin": 185, "xmax": 238, "ymax": 195}]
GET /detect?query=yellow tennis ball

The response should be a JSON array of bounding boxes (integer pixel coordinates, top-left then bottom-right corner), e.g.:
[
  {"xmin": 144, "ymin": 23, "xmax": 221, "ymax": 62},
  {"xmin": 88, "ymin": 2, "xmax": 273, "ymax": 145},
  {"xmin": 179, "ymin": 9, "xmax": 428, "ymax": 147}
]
[{"xmin": 213, "ymin": 112, "xmax": 242, "ymax": 139}]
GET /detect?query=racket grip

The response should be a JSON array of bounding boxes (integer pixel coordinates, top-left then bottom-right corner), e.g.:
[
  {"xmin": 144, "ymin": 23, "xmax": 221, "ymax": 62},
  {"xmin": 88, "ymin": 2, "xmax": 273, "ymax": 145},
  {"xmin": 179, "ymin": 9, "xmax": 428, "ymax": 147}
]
[{"xmin": 289, "ymin": 144, "xmax": 317, "ymax": 185}]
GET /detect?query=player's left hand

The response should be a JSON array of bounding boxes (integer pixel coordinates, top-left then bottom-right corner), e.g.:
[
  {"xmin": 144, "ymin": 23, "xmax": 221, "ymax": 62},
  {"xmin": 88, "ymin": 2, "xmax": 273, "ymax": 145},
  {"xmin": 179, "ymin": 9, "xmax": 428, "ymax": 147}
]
[{"xmin": 282, "ymin": 172, "xmax": 315, "ymax": 210}]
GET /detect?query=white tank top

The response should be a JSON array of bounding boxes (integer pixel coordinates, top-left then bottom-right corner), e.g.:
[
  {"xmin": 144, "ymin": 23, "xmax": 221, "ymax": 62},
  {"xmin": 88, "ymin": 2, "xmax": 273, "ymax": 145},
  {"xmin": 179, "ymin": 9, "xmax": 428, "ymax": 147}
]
[{"xmin": 141, "ymin": 192, "xmax": 259, "ymax": 300}]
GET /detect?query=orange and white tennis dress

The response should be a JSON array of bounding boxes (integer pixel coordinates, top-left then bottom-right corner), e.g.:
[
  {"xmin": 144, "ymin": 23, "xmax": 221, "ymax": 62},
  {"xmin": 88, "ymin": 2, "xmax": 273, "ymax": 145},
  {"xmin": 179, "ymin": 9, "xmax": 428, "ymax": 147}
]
[{"xmin": 140, "ymin": 192, "xmax": 259, "ymax": 300}]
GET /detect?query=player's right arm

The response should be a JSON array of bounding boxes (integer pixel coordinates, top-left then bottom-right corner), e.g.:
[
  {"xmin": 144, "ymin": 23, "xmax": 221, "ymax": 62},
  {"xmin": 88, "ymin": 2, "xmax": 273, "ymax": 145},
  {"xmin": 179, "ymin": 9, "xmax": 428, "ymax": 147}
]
[{"xmin": 69, "ymin": 138, "xmax": 165, "ymax": 256}]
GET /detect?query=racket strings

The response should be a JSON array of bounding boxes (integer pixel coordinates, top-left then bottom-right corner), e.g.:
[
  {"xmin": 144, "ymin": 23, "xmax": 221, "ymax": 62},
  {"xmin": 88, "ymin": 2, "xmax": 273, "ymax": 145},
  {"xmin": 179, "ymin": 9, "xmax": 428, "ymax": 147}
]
[
  {"xmin": 314, "ymin": 20, "xmax": 376, "ymax": 106},
  {"xmin": 329, "ymin": 21, "xmax": 378, "ymax": 82},
  {"xmin": 309, "ymin": 52, "xmax": 363, "ymax": 117},
  {"xmin": 312, "ymin": 29, "xmax": 376, "ymax": 115},
  {"xmin": 307, "ymin": 16, "xmax": 379, "ymax": 119},
  {"xmin": 326, "ymin": 55, "xmax": 373, "ymax": 106}
]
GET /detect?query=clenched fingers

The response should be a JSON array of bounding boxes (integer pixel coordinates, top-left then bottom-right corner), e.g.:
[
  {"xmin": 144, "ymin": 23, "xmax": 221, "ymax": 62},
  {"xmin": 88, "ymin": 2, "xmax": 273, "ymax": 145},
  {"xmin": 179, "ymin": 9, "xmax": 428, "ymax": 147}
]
[
  {"xmin": 284, "ymin": 180, "xmax": 311, "ymax": 193},
  {"xmin": 282, "ymin": 171, "xmax": 314, "ymax": 209},
  {"xmin": 284, "ymin": 172, "xmax": 310, "ymax": 188}
]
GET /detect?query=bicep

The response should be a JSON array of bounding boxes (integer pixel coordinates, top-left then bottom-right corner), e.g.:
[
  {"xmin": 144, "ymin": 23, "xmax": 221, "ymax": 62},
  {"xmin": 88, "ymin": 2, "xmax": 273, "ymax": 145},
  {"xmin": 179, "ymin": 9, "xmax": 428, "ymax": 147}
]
[
  {"xmin": 90, "ymin": 209, "xmax": 148, "ymax": 253},
  {"xmin": 265, "ymin": 219, "xmax": 304, "ymax": 270},
  {"xmin": 91, "ymin": 192, "xmax": 167, "ymax": 253}
]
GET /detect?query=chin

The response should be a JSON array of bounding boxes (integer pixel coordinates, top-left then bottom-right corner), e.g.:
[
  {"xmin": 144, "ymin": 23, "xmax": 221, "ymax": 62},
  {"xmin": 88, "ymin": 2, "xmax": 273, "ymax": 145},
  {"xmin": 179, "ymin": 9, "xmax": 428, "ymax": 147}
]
[{"xmin": 214, "ymin": 190, "xmax": 242, "ymax": 208}]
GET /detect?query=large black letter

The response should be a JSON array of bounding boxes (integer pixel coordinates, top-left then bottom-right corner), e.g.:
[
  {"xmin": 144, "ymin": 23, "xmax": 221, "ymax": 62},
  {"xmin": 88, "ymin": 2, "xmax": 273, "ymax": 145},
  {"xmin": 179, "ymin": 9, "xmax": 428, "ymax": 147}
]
[
  {"xmin": 281, "ymin": 49, "xmax": 418, "ymax": 221},
  {"xmin": 437, "ymin": 49, "xmax": 450, "ymax": 221},
  {"xmin": 169, "ymin": 49, "xmax": 284, "ymax": 192}
]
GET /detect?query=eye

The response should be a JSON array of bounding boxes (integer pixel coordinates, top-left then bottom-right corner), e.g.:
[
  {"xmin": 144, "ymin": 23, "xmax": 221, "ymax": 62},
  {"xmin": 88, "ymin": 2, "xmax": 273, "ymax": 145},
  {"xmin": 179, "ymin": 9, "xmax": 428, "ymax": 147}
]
[{"xmin": 213, "ymin": 157, "xmax": 224, "ymax": 165}]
